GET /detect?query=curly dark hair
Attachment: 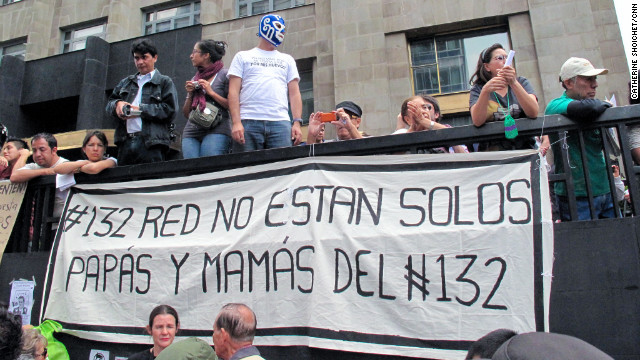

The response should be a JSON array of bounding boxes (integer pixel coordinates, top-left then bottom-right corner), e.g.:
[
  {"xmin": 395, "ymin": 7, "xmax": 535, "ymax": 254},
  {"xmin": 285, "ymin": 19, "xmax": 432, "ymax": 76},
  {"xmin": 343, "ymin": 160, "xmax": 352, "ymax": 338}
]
[{"xmin": 0, "ymin": 303, "xmax": 23, "ymax": 360}]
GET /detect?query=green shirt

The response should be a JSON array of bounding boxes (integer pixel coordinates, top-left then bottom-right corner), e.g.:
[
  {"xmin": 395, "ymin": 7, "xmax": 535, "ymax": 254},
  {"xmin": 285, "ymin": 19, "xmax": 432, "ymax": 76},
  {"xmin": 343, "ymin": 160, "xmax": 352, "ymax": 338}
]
[{"xmin": 545, "ymin": 92, "xmax": 609, "ymax": 197}]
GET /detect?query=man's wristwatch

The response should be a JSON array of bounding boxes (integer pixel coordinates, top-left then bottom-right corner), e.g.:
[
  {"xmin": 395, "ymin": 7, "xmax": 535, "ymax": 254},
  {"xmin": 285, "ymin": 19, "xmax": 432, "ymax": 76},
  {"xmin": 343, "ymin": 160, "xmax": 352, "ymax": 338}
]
[
  {"xmin": 429, "ymin": 120, "xmax": 435, "ymax": 130},
  {"xmin": 292, "ymin": 118, "xmax": 303, "ymax": 125}
]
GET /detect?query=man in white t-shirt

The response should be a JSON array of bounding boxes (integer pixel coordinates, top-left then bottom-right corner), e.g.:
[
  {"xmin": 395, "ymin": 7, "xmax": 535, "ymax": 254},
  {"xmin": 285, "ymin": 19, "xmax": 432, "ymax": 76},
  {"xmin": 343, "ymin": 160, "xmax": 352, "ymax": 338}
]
[
  {"xmin": 227, "ymin": 14, "xmax": 303, "ymax": 152},
  {"xmin": 10, "ymin": 132, "xmax": 68, "ymax": 219},
  {"xmin": 10, "ymin": 133, "xmax": 67, "ymax": 182}
]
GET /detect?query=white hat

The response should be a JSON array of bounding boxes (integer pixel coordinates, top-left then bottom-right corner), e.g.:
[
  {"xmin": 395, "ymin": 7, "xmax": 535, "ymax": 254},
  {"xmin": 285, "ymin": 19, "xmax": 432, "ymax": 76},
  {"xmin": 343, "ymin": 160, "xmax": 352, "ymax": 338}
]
[{"xmin": 559, "ymin": 57, "xmax": 608, "ymax": 81}]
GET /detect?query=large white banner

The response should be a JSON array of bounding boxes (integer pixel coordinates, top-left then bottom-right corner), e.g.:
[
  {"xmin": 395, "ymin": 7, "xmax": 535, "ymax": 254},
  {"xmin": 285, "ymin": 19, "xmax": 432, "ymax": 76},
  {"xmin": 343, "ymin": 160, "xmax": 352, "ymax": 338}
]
[{"xmin": 42, "ymin": 152, "xmax": 553, "ymax": 359}]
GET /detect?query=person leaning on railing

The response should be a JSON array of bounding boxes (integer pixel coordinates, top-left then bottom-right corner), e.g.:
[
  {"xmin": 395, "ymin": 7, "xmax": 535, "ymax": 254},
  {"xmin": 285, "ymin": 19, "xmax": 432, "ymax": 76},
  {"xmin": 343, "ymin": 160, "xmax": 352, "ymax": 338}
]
[
  {"xmin": 545, "ymin": 57, "xmax": 613, "ymax": 221},
  {"xmin": 0, "ymin": 138, "xmax": 30, "ymax": 180},
  {"xmin": 469, "ymin": 43, "xmax": 549, "ymax": 153},
  {"xmin": 53, "ymin": 131, "xmax": 116, "ymax": 175},
  {"xmin": 397, "ymin": 94, "xmax": 467, "ymax": 154}
]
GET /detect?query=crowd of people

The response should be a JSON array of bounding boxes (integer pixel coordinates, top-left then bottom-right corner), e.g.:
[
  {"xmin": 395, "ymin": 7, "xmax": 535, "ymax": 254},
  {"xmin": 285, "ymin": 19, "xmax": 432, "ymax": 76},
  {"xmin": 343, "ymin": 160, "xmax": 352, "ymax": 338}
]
[
  {"xmin": 0, "ymin": 301, "xmax": 264, "ymax": 360},
  {"xmin": 0, "ymin": 12, "xmax": 634, "ymax": 223},
  {"xmin": 0, "ymin": 300, "xmax": 616, "ymax": 360}
]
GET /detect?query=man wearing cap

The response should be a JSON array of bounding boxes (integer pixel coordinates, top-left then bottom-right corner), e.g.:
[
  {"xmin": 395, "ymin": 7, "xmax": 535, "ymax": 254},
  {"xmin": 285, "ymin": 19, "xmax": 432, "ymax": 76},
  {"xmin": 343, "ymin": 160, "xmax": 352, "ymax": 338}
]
[
  {"xmin": 212, "ymin": 303, "xmax": 265, "ymax": 360},
  {"xmin": 545, "ymin": 57, "xmax": 613, "ymax": 221},
  {"xmin": 306, "ymin": 101, "xmax": 366, "ymax": 143},
  {"xmin": 227, "ymin": 14, "xmax": 302, "ymax": 152}
]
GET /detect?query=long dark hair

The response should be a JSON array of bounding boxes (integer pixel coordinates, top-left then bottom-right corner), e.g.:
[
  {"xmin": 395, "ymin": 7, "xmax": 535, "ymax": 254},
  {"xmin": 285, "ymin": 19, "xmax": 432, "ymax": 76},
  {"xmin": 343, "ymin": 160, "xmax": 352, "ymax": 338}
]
[
  {"xmin": 82, "ymin": 130, "xmax": 108, "ymax": 160},
  {"xmin": 469, "ymin": 43, "xmax": 504, "ymax": 86},
  {"xmin": 82, "ymin": 130, "xmax": 108, "ymax": 148},
  {"xmin": 196, "ymin": 39, "xmax": 227, "ymax": 63},
  {"xmin": 148, "ymin": 304, "xmax": 179, "ymax": 330}
]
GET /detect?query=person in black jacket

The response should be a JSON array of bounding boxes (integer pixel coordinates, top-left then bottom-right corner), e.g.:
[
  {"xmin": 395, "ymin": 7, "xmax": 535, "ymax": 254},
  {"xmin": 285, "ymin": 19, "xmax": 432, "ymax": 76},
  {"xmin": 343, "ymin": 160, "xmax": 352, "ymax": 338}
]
[{"xmin": 106, "ymin": 38, "xmax": 178, "ymax": 166}]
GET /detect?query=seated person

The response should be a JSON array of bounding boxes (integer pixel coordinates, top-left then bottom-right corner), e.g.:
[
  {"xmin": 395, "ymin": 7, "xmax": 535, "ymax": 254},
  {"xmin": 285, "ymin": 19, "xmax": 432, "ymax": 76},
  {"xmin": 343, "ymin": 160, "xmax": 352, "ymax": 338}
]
[
  {"xmin": 400, "ymin": 95, "xmax": 467, "ymax": 153},
  {"xmin": 0, "ymin": 138, "xmax": 30, "ymax": 180},
  {"xmin": 54, "ymin": 131, "xmax": 116, "ymax": 175}
]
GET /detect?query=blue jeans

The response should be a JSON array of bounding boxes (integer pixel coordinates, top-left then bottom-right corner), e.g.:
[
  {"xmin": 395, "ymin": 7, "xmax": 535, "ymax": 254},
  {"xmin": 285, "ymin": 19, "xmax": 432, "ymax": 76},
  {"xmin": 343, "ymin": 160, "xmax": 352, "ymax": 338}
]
[
  {"xmin": 117, "ymin": 136, "xmax": 165, "ymax": 166},
  {"xmin": 182, "ymin": 133, "xmax": 231, "ymax": 158},
  {"xmin": 557, "ymin": 193, "xmax": 615, "ymax": 221},
  {"xmin": 232, "ymin": 120, "xmax": 292, "ymax": 153}
]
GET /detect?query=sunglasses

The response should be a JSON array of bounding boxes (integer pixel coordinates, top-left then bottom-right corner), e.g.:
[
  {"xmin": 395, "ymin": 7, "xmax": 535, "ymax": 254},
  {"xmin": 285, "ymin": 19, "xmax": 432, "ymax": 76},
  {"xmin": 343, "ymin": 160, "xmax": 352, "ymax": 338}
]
[{"xmin": 493, "ymin": 55, "xmax": 507, "ymax": 62}]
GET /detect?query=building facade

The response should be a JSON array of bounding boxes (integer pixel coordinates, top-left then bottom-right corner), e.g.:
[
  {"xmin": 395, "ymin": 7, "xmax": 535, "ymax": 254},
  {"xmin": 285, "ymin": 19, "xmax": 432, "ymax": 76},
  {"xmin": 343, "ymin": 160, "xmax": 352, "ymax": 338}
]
[{"xmin": 0, "ymin": 0, "xmax": 629, "ymax": 147}]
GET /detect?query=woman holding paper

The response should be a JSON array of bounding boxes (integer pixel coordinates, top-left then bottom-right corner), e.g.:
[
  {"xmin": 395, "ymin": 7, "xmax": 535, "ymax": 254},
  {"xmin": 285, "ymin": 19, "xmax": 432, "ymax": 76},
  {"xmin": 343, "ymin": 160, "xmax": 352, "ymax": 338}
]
[
  {"xmin": 129, "ymin": 305, "xmax": 180, "ymax": 360},
  {"xmin": 469, "ymin": 43, "xmax": 544, "ymax": 151}
]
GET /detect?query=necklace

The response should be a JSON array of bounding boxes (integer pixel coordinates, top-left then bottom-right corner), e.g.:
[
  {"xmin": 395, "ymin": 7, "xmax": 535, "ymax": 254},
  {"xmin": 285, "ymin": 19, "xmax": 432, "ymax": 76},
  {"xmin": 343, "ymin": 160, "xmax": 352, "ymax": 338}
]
[{"xmin": 494, "ymin": 89, "xmax": 517, "ymax": 139}]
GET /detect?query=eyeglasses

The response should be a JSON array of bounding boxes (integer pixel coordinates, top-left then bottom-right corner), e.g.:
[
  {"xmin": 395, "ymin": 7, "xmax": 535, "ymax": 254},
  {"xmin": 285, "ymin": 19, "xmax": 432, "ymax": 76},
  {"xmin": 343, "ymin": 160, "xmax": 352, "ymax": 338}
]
[
  {"xmin": 344, "ymin": 112, "xmax": 360, "ymax": 120},
  {"xmin": 191, "ymin": 49, "xmax": 203, "ymax": 54},
  {"xmin": 493, "ymin": 55, "xmax": 507, "ymax": 62}
]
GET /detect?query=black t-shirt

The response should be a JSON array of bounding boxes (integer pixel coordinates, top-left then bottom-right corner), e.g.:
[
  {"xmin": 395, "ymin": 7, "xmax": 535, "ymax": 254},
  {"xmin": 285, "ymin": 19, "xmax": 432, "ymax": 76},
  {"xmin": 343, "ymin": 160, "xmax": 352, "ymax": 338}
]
[{"xmin": 127, "ymin": 349, "xmax": 155, "ymax": 360}]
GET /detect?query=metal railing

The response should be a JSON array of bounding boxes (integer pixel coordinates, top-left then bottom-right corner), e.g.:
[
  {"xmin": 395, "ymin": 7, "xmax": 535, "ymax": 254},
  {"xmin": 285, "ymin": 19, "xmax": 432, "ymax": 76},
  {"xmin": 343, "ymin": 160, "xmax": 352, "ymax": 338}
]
[{"xmin": 5, "ymin": 105, "xmax": 640, "ymax": 253}]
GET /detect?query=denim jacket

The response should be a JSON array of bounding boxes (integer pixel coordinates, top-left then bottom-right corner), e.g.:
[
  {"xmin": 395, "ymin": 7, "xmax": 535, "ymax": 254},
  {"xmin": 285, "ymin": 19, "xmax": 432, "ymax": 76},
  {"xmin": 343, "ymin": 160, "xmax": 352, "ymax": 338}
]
[{"xmin": 106, "ymin": 69, "xmax": 178, "ymax": 149}]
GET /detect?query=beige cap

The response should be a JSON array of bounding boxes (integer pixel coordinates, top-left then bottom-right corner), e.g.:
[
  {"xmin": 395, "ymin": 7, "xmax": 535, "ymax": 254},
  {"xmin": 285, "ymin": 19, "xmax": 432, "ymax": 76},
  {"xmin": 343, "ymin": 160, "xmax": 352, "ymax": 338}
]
[{"xmin": 559, "ymin": 57, "xmax": 608, "ymax": 81}]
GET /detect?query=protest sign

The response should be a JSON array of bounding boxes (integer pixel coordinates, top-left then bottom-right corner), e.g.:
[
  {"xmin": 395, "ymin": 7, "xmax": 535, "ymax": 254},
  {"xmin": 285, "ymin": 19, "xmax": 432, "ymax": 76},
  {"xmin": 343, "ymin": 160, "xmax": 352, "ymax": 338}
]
[
  {"xmin": 42, "ymin": 153, "xmax": 553, "ymax": 359},
  {"xmin": 0, "ymin": 180, "xmax": 28, "ymax": 265}
]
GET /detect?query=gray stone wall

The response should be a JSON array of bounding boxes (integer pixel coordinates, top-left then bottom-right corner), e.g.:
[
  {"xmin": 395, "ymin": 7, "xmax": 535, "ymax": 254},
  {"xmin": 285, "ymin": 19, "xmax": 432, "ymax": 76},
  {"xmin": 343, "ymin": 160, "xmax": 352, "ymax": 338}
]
[
  {"xmin": 0, "ymin": 0, "xmax": 631, "ymax": 137},
  {"xmin": 529, "ymin": 0, "xmax": 629, "ymax": 107}
]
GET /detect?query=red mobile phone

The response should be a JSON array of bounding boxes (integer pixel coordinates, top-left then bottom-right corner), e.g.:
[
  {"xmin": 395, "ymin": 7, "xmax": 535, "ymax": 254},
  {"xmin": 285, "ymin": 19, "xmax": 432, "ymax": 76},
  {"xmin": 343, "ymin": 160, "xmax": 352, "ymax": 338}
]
[{"xmin": 319, "ymin": 112, "xmax": 337, "ymax": 122}]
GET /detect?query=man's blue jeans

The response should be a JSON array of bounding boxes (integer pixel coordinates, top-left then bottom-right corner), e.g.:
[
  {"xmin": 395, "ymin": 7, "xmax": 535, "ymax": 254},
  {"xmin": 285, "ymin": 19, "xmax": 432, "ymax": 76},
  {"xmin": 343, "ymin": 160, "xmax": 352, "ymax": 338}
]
[
  {"xmin": 557, "ymin": 193, "xmax": 615, "ymax": 221},
  {"xmin": 182, "ymin": 133, "xmax": 231, "ymax": 158},
  {"xmin": 232, "ymin": 120, "xmax": 291, "ymax": 153}
]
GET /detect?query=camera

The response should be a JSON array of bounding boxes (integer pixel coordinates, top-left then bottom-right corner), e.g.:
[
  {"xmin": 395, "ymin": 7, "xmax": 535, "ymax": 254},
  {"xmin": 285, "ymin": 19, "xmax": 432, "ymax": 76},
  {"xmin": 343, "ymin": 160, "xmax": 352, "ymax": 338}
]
[
  {"xmin": 123, "ymin": 104, "xmax": 142, "ymax": 117},
  {"xmin": 192, "ymin": 81, "xmax": 201, "ymax": 90}
]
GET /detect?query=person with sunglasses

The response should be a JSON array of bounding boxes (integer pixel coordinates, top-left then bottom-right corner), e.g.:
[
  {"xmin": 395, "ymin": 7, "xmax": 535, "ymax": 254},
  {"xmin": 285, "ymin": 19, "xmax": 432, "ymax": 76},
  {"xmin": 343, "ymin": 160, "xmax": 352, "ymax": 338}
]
[
  {"xmin": 469, "ymin": 43, "xmax": 543, "ymax": 151},
  {"xmin": 18, "ymin": 328, "xmax": 47, "ymax": 360}
]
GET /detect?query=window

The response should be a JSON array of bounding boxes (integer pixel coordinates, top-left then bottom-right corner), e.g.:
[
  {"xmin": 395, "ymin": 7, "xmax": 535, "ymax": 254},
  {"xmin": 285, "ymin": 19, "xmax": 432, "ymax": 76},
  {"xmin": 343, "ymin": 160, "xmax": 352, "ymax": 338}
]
[
  {"xmin": 237, "ymin": 0, "xmax": 304, "ymax": 17},
  {"xmin": 409, "ymin": 29, "xmax": 509, "ymax": 95},
  {"xmin": 299, "ymin": 69, "xmax": 313, "ymax": 124},
  {"xmin": 1, "ymin": 39, "xmax": 26, "ymax": 63},
  {"xmin": 144, "ymin": 1, "xmax": 200, "ymax": 35},
  {"xmin": 1, "ymin": 0, "xmax": 22, "ymax": 5},
  {"xmin": 62, "ymin": 22, "xmax": 107, "ymax": 53}
]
